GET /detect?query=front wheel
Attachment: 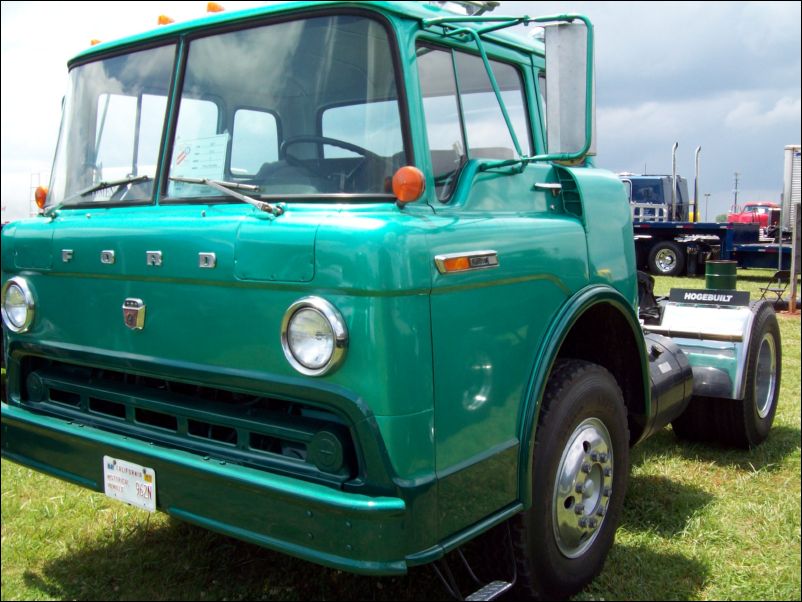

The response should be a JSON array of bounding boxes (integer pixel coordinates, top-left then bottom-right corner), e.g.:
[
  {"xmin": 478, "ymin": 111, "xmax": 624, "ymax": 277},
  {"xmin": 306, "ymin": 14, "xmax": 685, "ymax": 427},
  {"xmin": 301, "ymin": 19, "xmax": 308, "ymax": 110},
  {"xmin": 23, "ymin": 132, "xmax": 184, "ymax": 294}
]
[{"xmin": 511, "ymin": 360, "xmax": 630, "ymax": 599}]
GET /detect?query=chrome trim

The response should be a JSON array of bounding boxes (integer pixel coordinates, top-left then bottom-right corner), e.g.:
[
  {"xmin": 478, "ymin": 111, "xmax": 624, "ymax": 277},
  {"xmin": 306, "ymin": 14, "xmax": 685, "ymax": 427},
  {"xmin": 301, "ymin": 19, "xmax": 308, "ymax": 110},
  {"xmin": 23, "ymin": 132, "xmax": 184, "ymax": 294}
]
[
  {"xmin": 434, "ymin": 250, "xmax": 499, "ymax": 274},
  {"xmin": 671, "ymin": 141, "xmax": 678, "ymax": 220},
  {"xmin": 122, "ymin": 298, "xmax": 146, "ymax": 331},
  {"xmin": 534, "ymin": 182, "xmax": 563, "ymax": 196},
  {"xmin": 654, "ymin": 247, "xmax": 679, "ymax": 273},
  {"xmin": 146, "ymin": 251, "xmax": 163, "ymax": 267},
  {"xmin": 280, "ymin": 296, "xmax": 348, "ymax": 377},
  {"xmin": 1, "ymin": 276, "xmax": 35, "ymax": 333},
  {"xmin": 643, "ymin": 327, "xmax": 742, "ymax": 343},
  {"xmin": 553, "ymin": 417, "xmax": 613, "ymax": 558},
  {"xmin": 199, "ymin": 252, "xmax": 217, "ymax": 269},
  {"xmin": 100, "ymin": 250, "xmax": 116, "ymax": 264},
  {"xmin": 645, "ymin": 303, "xmax": 755, "ymax": 399},
  {"xmin": 645, "ymin": 304, "xmax": 752, "ymax": 343},
  {"xmin": 62, "ymin": 249, "xmax": 74, "ymax": 263},
  {"xmin": 755, "ymin": 332, "xmax": 778, "ymax": 419}
]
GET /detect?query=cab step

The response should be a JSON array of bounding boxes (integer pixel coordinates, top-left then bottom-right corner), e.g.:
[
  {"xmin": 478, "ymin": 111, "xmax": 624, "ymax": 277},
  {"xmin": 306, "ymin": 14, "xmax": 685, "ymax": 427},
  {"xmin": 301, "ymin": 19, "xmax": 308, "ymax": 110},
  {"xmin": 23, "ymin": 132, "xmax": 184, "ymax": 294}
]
[
  {"xmin": 465, "ymin": 580, "xmax": 513, "ymax": 601},
  {"xmin": 431, "ymin": 524, "xmax": 517, "ymax": 601}
]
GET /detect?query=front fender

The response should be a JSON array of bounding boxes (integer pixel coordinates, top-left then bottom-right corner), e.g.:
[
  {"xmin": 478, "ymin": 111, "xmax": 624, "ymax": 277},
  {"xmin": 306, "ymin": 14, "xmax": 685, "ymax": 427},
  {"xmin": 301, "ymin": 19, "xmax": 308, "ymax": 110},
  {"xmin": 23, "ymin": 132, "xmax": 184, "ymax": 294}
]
[{"xmin": 516, "ymin": 285, "xmax": 649, "ymax": 508}]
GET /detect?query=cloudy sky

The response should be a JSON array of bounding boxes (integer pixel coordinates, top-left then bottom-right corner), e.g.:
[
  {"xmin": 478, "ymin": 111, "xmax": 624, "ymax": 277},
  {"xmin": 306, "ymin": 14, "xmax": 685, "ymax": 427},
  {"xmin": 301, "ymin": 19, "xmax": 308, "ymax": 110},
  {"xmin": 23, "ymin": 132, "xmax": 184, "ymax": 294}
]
[{"xmin": 1, "ymin": 1, "xmax": 799, "ymax": 221}]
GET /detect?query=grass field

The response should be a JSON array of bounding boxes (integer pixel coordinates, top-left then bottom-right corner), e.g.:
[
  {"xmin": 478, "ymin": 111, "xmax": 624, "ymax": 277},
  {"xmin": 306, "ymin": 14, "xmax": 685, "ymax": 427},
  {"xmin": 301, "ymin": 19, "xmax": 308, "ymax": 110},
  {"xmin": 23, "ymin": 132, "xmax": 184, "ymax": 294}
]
[{"xmin": 2, "ymin": 269, "xmax": 800, "ymax": 601}]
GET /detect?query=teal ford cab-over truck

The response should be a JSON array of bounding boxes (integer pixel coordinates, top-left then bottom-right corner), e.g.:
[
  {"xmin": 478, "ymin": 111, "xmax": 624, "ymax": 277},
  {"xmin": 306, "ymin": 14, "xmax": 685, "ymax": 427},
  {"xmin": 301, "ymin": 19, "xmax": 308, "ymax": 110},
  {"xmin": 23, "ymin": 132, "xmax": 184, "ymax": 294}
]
[{"xmin": 1, "ymin": 2, "xmax": 781, "ymax": 599}]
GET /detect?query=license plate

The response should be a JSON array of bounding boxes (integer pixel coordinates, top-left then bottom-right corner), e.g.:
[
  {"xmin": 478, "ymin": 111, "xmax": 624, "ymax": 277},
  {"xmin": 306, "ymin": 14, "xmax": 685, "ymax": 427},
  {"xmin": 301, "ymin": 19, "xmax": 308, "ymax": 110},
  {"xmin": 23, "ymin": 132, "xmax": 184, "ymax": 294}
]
[{"xmin": 103, "ymin": 456, "xmax": 157, "ymax": 512}]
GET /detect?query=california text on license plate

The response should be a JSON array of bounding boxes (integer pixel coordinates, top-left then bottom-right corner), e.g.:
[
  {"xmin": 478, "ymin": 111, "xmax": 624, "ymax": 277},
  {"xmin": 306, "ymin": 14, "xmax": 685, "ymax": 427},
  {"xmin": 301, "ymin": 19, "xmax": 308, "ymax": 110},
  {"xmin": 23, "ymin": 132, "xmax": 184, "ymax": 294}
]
[{"xmin": 103, "ymin": 456, "xmax": 157, "ymax": 512}]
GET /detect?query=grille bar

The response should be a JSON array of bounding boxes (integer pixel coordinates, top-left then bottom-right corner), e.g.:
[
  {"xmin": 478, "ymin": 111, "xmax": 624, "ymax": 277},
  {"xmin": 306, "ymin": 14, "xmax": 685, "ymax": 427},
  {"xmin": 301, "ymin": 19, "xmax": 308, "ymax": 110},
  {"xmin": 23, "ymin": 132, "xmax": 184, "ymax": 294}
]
[{"xmin": 21, "ymin": 360, "xmax": 356, "ymax": 484}]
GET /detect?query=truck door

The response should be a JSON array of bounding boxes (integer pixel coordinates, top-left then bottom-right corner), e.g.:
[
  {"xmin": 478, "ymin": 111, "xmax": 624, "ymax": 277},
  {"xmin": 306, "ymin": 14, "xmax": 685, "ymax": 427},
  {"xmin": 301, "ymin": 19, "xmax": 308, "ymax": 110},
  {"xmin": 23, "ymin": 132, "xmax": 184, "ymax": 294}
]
[{"xmin": 415, "ymin": 42, "xmax": 590, "ymax": 537}]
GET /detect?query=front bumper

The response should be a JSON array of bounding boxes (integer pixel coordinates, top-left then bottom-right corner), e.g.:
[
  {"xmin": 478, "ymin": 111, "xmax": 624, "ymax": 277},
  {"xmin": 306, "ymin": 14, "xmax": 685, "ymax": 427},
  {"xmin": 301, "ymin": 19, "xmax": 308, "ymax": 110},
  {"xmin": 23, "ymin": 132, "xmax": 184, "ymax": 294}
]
[{"xmin": 2, "ymin": 402, "xmax": 409, "ymax": 575}]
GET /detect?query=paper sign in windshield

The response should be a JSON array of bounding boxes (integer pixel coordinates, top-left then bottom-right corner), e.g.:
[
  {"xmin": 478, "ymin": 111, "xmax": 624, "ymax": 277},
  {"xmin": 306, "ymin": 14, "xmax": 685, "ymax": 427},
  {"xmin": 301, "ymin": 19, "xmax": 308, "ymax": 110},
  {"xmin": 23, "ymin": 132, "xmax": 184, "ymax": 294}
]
[{"xmin": 170, "ymin": 134, "xmax": 228, "ymax": 196}]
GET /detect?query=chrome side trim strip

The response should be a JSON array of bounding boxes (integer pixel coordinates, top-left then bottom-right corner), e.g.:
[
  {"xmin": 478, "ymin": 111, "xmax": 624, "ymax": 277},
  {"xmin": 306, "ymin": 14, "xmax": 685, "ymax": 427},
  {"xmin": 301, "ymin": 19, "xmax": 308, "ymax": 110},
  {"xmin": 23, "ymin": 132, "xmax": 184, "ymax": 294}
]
[{"xmin": 434, "ymin": 250, "xmax": 499, "ymax": 274}]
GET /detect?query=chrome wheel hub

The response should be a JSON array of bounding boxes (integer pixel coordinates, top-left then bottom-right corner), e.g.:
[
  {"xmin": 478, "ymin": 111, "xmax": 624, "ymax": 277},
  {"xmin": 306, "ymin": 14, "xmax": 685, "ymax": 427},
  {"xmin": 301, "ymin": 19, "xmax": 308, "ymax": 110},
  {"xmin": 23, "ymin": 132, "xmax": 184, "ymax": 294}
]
[
  {"xmin": 755, "ymin": 333, "xmax": 777, "ymax": 419},
  {"xmin": 655, "ymin": 249, "xmax": 677, "ymax": 272},
  {"xmin": 553, "ymin": 418, "xmax": 613, "ymax": 558}
]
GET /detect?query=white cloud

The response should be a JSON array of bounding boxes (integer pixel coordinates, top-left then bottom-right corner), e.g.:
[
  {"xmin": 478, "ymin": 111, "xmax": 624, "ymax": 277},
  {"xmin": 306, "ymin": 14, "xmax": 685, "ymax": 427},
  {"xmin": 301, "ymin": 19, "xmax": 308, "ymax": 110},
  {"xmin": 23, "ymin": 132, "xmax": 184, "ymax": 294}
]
[
  {"xmin": 1, "ymin": 1, "xmax": 270, "ymax": 220},
  {"xmin": 591, "ymin": 110, "xmax": 790, "ymax": 232},
  {"xmin": 725, "ymin": 96, "xmax": 802, "ymax": 129}
]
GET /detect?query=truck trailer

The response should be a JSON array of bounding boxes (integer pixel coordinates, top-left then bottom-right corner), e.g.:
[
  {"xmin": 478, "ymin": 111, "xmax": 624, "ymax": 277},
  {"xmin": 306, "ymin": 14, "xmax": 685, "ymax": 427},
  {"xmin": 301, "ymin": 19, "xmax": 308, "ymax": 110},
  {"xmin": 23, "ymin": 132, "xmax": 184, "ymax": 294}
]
[{"xmin": 621, "ymin": 170, "xmax": 792, "ymax": 275}]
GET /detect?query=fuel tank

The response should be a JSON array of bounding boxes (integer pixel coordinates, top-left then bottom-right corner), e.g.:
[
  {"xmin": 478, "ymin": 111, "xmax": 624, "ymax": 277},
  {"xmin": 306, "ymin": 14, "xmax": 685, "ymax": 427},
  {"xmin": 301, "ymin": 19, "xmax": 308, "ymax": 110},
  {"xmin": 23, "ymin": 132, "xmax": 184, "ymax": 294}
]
[{"xmin": 642, "ymin": 332, "xmax": 694, "ymax": 439}]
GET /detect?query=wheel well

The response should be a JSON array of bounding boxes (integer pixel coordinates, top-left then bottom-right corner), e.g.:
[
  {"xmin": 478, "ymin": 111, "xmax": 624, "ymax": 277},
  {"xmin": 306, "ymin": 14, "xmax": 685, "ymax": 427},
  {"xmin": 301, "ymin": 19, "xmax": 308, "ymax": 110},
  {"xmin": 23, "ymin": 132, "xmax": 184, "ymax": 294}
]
[{"xmin": 556, "ymin": 303, "xmax": 647, "ymax": 444}]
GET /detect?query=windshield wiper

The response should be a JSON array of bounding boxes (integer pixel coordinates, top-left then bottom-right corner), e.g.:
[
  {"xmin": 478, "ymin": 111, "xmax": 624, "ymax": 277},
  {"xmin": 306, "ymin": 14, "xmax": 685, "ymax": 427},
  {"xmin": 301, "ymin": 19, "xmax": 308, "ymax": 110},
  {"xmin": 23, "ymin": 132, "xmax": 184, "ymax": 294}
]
[
  {"xmin": 43, "ymin": 174, "xmax": 152, "ymax": 217},
  {"xmin": 77, "ymin": 174, "xmax": 151, "ymax": 197},
  {"xmin": 169, "ymin": 176, "xmax": 284, "ymax": 216}
]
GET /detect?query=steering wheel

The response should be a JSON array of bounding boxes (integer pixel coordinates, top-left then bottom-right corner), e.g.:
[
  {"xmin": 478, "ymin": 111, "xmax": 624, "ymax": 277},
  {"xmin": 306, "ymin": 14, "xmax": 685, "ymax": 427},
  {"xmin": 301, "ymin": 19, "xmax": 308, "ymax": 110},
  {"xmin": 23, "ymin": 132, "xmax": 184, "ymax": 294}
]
[{"xmin": 280, "ymin": 135, "xmax": 382, "ymax": 191}]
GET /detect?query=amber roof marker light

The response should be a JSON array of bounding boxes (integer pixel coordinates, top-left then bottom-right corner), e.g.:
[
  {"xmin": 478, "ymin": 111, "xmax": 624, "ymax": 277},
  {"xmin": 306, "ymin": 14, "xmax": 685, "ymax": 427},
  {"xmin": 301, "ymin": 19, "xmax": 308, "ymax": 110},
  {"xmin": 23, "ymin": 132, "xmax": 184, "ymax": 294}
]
[
  {"xmin": 34, "ymin": 186, "xmax": 48, "ymax": 211},
  {"xmin": 392, "ymin": 166, "xmax": 426, "ymax": 205}
]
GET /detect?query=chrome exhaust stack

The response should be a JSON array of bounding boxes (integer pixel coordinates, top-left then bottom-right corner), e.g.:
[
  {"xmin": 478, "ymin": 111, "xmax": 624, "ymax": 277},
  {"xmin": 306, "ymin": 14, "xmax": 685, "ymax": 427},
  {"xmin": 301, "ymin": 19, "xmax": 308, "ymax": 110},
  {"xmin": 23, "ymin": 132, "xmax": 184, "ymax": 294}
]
[
  {"xmin": 694, "ymin": 146, "xmax": 701, "ymax": 223},
  {"xmin": 671, "ymin": 142, "xmax": 678, "ymax": 220}
]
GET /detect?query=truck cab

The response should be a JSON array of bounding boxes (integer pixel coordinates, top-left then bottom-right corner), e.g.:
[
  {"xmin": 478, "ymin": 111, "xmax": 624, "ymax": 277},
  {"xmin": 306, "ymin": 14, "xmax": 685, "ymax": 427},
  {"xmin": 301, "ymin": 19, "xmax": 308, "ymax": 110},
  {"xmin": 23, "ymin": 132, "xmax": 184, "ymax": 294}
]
[
  {"xmin": 728, "ymin": 201, "xmax": 781, "ymax": 234},
  {"xmin": 619, "ymin": 173, "xmax": 690, "ymax": 222},
  {"xmin": 1, "ymin": 3, "xmax": 781, "ymax": 600}
]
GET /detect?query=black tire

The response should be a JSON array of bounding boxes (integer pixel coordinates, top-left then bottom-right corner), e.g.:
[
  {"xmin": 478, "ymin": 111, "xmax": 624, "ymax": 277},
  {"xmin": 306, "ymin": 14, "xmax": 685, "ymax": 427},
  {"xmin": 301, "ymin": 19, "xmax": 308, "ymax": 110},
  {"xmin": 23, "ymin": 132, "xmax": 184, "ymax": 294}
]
[
  {"xmin": 672, "ymin": 300, "xmax": 781, "ymax": 448},
  {"xmin": 648, "ymin": 241, "xmax": 686, "ymax": 276},
  {"xmin": 670, "ymin": 392, "xmax": 715, "ymax": 443},
  {"xmin": 509, "ymin": 360, "xmax": 630, "ymax": 600}
]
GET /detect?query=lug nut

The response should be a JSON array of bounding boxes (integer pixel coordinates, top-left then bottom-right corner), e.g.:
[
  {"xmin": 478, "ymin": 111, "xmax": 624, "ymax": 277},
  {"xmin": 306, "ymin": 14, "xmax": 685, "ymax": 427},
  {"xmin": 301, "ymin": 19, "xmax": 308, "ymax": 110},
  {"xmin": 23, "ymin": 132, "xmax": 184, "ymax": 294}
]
[
  {"xmin": 604, "ymin": 467, "xmax": 612, "ymax": 477},
  {"xmin": 597, "ymin": 507, "xmax": 606, "ymax": 517},
  {"xmin": 588, "ymin": 518, "xmax": 597, "ymax": 528},
  {"xmin": 574, "ymin": 503, "xmax": 585, "ymax": 515},
  {"xmin": 590, "ymin": 451, "xmax": 599, "ymax": 462},
  {"xmin": 582, "ymin": 463, "xmax": 592, "ymax": 474},
  {"xmin": 578, "ymin": 518, "xmax": 589, "ymax": 528},
  {"xmin": 603, "ymin": 487, "xmax": 612, "ymax": 497},
  {"xmin": 575, "ymin": 482, "xmax": 584, "ymax": 493},
  {"xmin": 599, "ymin": 453, "xmax": 609, "ymax": 463}
]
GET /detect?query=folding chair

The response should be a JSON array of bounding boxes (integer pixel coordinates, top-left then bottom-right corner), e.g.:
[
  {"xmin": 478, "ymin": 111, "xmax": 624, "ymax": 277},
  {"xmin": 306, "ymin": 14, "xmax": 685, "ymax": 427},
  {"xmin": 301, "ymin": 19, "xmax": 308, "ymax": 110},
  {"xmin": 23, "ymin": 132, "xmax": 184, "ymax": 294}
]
[{"xmin": 758, "ymin": 269, "xmax": 790, "ymax": 305}]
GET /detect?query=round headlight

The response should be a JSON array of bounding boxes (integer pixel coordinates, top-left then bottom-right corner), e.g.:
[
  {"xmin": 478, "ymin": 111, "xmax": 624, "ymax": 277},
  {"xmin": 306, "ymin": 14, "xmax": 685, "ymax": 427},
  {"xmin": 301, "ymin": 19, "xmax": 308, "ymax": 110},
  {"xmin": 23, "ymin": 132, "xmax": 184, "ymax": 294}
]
[
  {"xmin": 2, "ymin": 277, "xmax": 35, "ymax": 333},
  {"xmin": 281, "ymin": 297, "xmax": 347, "ymax": 376}
]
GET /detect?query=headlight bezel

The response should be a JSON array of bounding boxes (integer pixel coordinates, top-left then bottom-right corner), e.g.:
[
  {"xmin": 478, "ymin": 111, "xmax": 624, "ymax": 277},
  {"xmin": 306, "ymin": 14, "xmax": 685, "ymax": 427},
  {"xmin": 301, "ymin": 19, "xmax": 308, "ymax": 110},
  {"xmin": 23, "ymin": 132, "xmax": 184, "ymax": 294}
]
[
  {"xmin": 1, "ymin": 277, "xmax": 36, "ymax": 333},
  {"xmin": 281, "ymin": 296, "xmax": 347, "ymax": 376}
]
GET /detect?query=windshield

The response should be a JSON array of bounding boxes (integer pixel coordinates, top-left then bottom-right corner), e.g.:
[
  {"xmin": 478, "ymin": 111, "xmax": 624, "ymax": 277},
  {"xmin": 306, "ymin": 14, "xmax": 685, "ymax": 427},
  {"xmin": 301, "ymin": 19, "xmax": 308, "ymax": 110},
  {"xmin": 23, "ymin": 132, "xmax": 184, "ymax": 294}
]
[
  {"xmin": 48, "ymin": 14, "xmax": 407, "ymax": 209},
  {"xmin": 48, "ymin": 44, "xmax": 175, "ymax": 208},
  {"xmin": 167, "ymin": 14, "xmax": 407, "ymax": 200},
  {"xmin": 630, "ymin": 180, "xmax": 664, "ymax": 204}
]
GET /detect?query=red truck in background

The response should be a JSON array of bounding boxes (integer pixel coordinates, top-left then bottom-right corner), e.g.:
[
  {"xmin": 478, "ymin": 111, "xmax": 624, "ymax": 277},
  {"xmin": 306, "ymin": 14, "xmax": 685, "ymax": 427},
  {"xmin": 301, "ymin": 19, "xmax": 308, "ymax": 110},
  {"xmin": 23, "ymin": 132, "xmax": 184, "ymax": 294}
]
[{"xmin": 727, "ymin": 201, "xmax": 780, "ymax": 233}]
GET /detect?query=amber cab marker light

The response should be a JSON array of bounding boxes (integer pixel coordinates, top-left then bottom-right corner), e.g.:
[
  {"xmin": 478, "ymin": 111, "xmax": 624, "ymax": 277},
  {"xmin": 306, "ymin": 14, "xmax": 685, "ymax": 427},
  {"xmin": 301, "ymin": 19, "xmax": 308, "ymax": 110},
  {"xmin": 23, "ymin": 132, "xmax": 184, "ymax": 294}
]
[
  {"xmin": 392, "ymin": 166, "xmax": 425, "ymax": 205},
  {"xmin": 207, "ymin": 2, "xmax": 225, "ymax": 12},
  {"xmin": 158, "ymin": 14, "xmax": 175, "ymax": 25},
  {"xmin": 90, "ymin": 39, "xmax": 102, "ymax": 46},
  {"xmin": 443, "ymin": 256, "xmax": 471, "ymax": 272},
  {"xmin": 34, "ymin": 186, "xmax": 48, "ymax": 211}
]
